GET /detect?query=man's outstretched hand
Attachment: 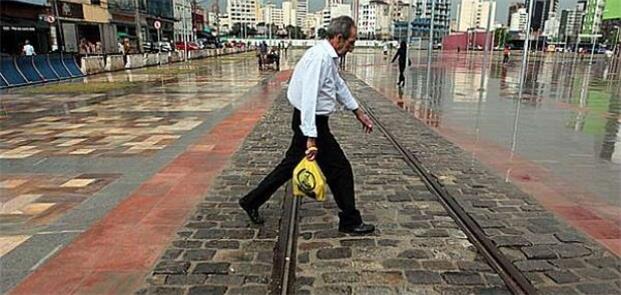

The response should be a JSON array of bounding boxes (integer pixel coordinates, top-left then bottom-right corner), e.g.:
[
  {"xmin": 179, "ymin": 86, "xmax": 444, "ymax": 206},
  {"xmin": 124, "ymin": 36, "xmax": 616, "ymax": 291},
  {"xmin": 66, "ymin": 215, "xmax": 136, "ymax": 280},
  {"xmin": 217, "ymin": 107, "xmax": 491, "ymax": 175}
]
[{"xmin": 354, "ymin": 109, "xmax": 373, "ymax": 134}]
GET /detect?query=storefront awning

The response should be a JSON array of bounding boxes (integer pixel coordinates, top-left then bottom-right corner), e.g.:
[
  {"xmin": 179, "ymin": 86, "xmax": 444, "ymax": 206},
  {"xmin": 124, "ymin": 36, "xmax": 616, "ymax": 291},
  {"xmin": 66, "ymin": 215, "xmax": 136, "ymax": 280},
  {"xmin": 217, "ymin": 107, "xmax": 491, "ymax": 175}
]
[{"xmin": 10, "ymin": 0, "xmax": 48, "ymax": 6}]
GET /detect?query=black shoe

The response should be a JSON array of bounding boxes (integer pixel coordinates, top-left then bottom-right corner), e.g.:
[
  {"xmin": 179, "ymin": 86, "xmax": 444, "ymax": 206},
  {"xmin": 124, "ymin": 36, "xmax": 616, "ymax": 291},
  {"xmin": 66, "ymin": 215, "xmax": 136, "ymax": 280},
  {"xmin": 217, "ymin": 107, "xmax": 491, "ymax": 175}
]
[
  {"xmin": 338, "ymin": 223, "xmax": 375, "ymax": 235},
  {"xmin": 239, "ymin": 200, "xmax": 264, "ymax": 225}
]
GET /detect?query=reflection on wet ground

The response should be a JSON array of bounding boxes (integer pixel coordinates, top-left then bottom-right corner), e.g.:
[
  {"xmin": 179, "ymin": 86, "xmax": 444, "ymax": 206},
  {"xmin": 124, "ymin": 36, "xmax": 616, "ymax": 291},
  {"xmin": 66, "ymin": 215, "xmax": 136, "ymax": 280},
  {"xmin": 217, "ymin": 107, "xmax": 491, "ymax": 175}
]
[
  {"xmin": 347, "ymin": 50, "xmax": 620, "ymax": 250},
  {"xmin": 0, "ymin": 52, "xmax": 299, "ymax": 255},
  {"xmin": 0, "ymin": 53, "xmax": 298, "ymax": 158}
]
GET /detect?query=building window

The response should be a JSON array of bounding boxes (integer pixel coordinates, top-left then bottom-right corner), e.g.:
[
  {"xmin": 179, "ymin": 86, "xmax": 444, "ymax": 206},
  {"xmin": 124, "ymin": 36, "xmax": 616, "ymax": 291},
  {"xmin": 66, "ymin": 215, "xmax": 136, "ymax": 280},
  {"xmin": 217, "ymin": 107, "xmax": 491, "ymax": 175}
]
[{"xmin": 91, "ymin": 0, "xmax": 101, "ymax": 5}]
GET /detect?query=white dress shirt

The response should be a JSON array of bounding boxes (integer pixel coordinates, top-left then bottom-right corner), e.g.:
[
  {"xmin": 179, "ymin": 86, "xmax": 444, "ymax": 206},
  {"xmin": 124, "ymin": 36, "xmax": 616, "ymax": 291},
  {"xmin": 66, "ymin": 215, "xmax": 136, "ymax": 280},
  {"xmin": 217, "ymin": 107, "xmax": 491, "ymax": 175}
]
[{"xmin": 287, "ymin": 40, "xmax": 359, "ymax": 138}]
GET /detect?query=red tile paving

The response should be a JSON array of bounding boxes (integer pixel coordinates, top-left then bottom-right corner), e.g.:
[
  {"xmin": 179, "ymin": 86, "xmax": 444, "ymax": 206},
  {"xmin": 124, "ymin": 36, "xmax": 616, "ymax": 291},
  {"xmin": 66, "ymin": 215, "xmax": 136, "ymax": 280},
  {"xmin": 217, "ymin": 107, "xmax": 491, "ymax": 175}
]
[
  {"xmin": 9, "ymin": 71, "xmax": 292, "ymax": 295},
  {"xmin": 434, "ymin": 124, "xmax": 621, "ymax": 256}
]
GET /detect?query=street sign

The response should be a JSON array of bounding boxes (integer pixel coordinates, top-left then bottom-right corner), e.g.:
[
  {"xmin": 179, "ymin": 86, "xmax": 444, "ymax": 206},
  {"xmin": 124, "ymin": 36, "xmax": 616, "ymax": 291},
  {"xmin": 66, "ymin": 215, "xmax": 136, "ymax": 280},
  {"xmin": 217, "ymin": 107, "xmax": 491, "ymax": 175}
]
[
  {"xmin": 154, "ymin": 20, "xmax": 161, "ymax": 30},
  {"xmin": 46, "ymin": 15, "xmax": 55, "ymax": 23}
]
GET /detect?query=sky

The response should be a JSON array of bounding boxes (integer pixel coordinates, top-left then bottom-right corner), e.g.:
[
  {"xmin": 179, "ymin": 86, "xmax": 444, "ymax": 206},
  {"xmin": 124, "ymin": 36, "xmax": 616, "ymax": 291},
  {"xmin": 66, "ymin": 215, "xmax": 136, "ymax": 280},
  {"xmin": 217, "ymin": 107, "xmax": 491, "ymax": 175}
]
[{"xmin": 201, "ymin": 0, "xmax": 580, "ymax": 25}]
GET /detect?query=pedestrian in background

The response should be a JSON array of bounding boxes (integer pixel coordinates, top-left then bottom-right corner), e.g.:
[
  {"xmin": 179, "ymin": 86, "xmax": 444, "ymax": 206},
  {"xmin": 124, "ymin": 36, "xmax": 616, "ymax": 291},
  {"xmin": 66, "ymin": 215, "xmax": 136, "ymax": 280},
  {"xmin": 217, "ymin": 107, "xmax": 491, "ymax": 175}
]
[
  {"xmin": 503, "ymin": 46, "xmax": 511, "ymax": 64},
  {"xmin": 239, "ymin": 16, "xmax": 376, "ymax": 235},
  {"xmin": 392, "ymin": 41, "xmax": 409, "ymax": 87},
  {"xmin": 22, "ymin": 40, "xmax": 35, "ymax": 56}
]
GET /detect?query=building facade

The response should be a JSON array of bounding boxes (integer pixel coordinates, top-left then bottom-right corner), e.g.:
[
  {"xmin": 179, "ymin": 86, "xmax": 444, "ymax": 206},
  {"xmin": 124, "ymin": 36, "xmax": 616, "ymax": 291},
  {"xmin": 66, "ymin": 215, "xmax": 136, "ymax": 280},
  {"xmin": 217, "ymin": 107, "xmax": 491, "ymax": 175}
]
[
  {"xmin": 509, "ymin": 7, "xmax": 528, "ymax": 32},
  {"xmin": 0, "ymin": 0, "xmax": 51, "ymax": 55},
  {"xmin": 174, "ymin": 0, "xmax": 193, "ymax": 42},
  {"xmin": 227, "ymin": 0, "xmax": 258, "ymax": 28},
  {"xmin": 507, "ymin": 2, "xmax": 525, "ymax": 26},
  {"xmin": 260, "ymin": 4, "xmax": 284, "ymax": 27},
  {"xmin": 322, "ymin": 3, "xmax": 353, "ymax": 29},
  {"xmin": 282, "ymin": 1, "xmax": 297, "ymax": 26},
  {"xmin": 411, "ymin": 0, "xmax": 451, "ymax": 44},
  {"xmin": 582, "ymin": 0, "xmax": 606, "ymax": 34},
  {"xmin": 357, "ymin": 0, "xmax": 390, "ymax": 39},
  {"xmin": 456, "ymin": 0, "xmax": 496, "ymax": 32},
  {"xmin": 294, "ymin": 0, "xmax": 308, "ymax": 28}
]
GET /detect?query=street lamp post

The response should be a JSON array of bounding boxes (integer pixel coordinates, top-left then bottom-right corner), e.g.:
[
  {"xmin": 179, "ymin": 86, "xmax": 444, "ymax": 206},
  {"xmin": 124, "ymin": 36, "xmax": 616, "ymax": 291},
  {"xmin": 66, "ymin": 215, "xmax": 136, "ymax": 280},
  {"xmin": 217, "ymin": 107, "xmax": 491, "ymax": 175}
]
[
  {"xmin": 613, "ymin": 26, "xmax": 620, "ymax": 59},
  {"xmin": 134, "ymin": 0, "xmax": 143, "ymax": 53}
]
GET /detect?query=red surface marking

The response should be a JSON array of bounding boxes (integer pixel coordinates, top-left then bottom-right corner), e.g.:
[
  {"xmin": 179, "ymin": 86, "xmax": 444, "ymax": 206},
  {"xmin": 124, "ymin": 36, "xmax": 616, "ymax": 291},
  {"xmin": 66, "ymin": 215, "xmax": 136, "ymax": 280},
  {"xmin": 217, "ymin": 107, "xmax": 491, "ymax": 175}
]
[{"xmin": 10, "ymin": 71, "xmax": 292, "ymax": 295}]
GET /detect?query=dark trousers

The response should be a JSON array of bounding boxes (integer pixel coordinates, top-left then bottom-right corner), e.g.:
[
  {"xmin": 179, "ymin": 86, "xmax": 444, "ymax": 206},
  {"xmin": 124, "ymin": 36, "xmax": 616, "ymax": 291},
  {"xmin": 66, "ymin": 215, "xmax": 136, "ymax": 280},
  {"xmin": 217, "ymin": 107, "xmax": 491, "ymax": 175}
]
[
  {"xmin": 240, "ymin": 109, "xmax": 362, "ymax": 228},
  {"xmin": 398, "ymin": 63, "xmax": 405, "ymax": 85}
]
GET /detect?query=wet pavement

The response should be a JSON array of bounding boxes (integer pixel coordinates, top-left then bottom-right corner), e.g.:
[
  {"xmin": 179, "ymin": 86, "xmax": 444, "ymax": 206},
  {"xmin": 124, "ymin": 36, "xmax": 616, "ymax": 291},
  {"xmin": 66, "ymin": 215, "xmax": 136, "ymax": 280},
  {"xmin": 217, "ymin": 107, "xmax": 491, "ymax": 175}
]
[
  {"xmin": 1, "ymin": 49, "xmax": 620, "ymax": 294},
  {"xmin": 346, "ymin": 50, "xmax": 620, "ymax": 254},
  {"xmin": 0, "ymin": 52, "xmax": 297, "ymax": 293}
]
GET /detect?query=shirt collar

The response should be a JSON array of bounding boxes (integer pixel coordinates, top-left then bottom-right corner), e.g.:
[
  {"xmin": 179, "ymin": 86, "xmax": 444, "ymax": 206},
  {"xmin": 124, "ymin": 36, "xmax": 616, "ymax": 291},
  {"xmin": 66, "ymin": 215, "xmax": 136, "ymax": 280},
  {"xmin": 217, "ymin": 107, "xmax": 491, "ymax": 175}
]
[{"xmin": 321, "ymin": 40, "xmax": 339, "ymax": 58}]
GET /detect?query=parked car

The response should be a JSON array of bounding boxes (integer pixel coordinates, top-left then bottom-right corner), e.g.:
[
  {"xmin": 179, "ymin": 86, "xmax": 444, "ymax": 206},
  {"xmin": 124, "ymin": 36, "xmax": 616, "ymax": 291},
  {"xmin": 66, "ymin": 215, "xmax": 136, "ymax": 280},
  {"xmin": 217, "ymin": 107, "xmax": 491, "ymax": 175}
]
[
  {"xmin": 175, "ymin": 41, "xmax": 200, "ymax": 51},
  {"xmin": 143, "ymin": 42, "xmax": 172, "ymax": 52}
]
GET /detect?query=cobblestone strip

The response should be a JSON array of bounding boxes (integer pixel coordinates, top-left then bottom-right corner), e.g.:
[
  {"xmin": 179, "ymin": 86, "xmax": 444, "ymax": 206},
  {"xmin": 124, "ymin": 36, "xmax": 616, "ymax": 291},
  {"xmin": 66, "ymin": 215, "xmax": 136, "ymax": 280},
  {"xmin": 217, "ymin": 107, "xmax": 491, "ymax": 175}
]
[
  {"xmin": 292, "ymin": 98, "xmax": 508, "ymax": 294},
  {"xmin": 346, "ymin": 75, "xmax": 621, "ymax": 295},
  {"xmin": 138, "ymin": 93, "xmax": 293, "ymax": 295}
]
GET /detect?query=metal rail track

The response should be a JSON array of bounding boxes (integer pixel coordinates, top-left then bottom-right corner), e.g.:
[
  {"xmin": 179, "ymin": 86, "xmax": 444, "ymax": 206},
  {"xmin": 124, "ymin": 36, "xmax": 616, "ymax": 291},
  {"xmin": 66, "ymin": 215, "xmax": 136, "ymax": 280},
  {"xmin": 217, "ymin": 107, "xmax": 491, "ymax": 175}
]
[
  {"xmin": 270, "ymin": 102, "xmax": 537, "ymax": 295},
  {"xmin": 361, "ymin": 103, "xmax": 536, "ymax": 295},
  {"xmin": 270, "ymin": 184, "xmax": 300, "ymax": 295}
]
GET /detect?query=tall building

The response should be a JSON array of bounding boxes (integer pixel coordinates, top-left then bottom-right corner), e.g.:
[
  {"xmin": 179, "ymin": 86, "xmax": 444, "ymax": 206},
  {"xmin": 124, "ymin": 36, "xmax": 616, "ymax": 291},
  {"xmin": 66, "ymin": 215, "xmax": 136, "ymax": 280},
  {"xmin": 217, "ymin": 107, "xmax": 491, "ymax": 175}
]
[
  {"xmin": 509, "ymin": 7, "xmax": 528, "ymax": 32},
  {"xmin": 411, "ymin": 0, "xmax": 452, "ymax": 44},
  {"xmin": 527, "ymin": 0, "xmax": 559, "ymax": 32},
  {"xmin": 295, "ymin": 0, "xmax": 308, "ymax": 28},
  {"xmin": 305, "ymin": 11, "xmax": 323, "ymax": 36},
  {"xmin": 282, "ymin": 1, "xmax": 297, "ymax": 26},
  {"xmin": 260, "ymin": 3, "xmax": 284, "ymax": 27},
  {"xmin": 227, "ymin": 0, "xmax": 258, "ymax": 28},
  {"xmin": 456, "ymin": 0, "xmax": 496, "ymax": 32},
  {"xmin": 358, "ymin": 0, "xmax": 391, "ymax": 39},
  {"xmin": 322, "ymin": 3, "xmax": 353, "ymax": 29},
  {"xmin": 174, "ymin": 0, "xmax": 194, "ymax": 41},
  {"xmin": 507, "ymin": 3, "xmax": 525, "ymax": 26},
  {"xmin": 543, "ymin": 14, "xmax": 560, "ymax": 40},
  {"xmin": 581, "ymin": 0, "xmax": 606, "ymax": 34},
  {"xmin": 558, "ymin": 1, "xmax": 586, "ymax": 43}
]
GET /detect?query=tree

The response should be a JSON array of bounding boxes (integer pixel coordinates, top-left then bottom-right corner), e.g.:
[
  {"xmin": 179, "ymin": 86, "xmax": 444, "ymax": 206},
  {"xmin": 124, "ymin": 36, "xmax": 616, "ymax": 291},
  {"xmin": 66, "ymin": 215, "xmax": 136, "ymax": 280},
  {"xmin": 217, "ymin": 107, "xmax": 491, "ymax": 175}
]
[
  {"xmin": 285, "ymin": 25, "xmax": 306, "ymax": 39},
  {"xmin": 318, "ymin": 28, "xmax": 327, "ymax": 39},
  {"xmin": 494, "ymin": 27, "xmax": 508, "ymax": 48},
  {"xmin": 230, "ymin": 23, "xmax": 242, "ymax": 37}
]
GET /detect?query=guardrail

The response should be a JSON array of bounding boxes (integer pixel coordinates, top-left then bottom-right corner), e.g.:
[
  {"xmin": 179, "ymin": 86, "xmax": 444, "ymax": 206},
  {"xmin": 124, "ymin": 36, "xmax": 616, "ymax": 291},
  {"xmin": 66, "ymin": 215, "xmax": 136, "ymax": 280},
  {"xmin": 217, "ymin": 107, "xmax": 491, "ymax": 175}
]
[
  {"xmin": 1, "ymin": 48, "xmax": 252, "ymax": 89},
  {"xmin": 0, "ymin": 54, "xmax": 83, "ymax": 88}
]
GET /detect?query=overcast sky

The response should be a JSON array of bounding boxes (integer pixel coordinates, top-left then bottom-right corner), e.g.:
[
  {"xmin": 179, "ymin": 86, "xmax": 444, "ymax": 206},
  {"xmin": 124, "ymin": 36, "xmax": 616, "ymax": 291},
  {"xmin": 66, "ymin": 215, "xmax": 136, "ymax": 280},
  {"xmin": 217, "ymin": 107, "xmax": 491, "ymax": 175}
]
[{"xmin": 201, "ymin": 0, "xmax": 580, "ymax": 25}]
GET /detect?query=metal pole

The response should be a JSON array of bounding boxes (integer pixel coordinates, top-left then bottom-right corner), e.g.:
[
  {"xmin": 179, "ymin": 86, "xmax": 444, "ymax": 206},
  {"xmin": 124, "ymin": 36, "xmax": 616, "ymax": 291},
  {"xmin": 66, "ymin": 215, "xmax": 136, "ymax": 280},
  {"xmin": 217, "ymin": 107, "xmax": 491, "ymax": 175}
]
[
  {"xmin": 184, "ymin": 0, "xmax": 188, "ymax": 61},
  {"xmin": 134, "ymin": 0, "xmax": 143, "ymax": 53},
  {"xmin": 52, "ymin": 0, "xmax": 64, "ymax": 52},
  {"xmin": 482, "ymin": 0, "xmax": 494, "ymax": 66},
  {"xmin": 589, "ymin": 35, "xmax": 597, "ymax": 64},
  {"xmin": 427, "ymin": 0, "xmax": 435, "ymax": 54},
  {"xmin": 158, "ymin": 27, "xmax": 161, "ymax": 64},
  {"xmin": 510, "ymin": 0, "xmax": 536, "ymax": 159}
]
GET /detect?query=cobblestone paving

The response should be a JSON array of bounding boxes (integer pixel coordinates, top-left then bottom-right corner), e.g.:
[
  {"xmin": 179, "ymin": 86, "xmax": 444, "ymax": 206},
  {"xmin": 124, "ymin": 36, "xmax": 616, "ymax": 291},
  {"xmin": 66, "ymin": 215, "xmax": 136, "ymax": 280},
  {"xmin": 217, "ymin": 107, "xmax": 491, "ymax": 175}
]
[
  {"xmin": 294, "ymin": 100, "xmax": 507, "ymax": 294},
  {"xmin": 141, "ymin": 74, "xmax": 619, "ymax": 295},
  {"xmin": 139, "ymin": 93, "xmax": 293, "ymax": 295},
  {"xmin": 345, "ymin": 75, "xmax": 621, "ymax": 294},
  {"xmin": 142, "ymin": 88, "xmax": 508, "ymax": 294}
]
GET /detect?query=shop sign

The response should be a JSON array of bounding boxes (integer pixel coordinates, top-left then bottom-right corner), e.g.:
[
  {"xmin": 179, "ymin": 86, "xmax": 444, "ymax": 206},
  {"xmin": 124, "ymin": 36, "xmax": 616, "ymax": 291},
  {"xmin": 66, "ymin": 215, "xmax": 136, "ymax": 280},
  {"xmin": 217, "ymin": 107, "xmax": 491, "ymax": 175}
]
[
  {"xmin": 2, "ymin": 26, "xmax": 36, "ymax": 32},
  {"xmin": 57, "ymin": 1, "xmax": 84, "ymax": 19}
]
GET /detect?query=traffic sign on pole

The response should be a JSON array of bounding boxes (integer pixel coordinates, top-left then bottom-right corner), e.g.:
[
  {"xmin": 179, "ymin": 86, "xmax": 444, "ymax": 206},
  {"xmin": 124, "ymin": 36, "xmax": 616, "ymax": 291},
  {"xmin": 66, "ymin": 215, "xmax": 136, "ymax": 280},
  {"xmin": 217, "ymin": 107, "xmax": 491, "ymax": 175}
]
[{"xmin": 154, "ymin": 20, "xmax": 161, "ymax": 30}]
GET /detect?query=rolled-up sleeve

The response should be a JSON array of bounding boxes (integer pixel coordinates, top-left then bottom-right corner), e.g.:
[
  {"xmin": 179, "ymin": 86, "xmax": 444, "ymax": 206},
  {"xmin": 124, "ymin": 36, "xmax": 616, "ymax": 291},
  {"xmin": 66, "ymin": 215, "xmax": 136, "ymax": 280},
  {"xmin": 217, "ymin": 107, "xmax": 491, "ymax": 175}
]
[
  {"xmin": 335, "ymin": 73, "xmax": 359, "ymax": 111},
  {"xmin": 299, "ymin": 56, "xmax": 324, "ymax": 138}
]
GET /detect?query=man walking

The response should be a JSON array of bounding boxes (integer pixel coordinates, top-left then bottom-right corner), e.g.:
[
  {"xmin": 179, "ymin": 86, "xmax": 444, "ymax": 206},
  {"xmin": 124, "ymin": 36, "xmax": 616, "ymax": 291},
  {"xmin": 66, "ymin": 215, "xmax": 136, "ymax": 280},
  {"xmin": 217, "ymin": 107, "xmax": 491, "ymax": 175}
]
[
  {"xmin": 239, "ymin": 16, "xmax": 375, "ymax": 235},
  {"xmin": 22, "ymin": 40, "xmax": 35, "ymax": 56}
]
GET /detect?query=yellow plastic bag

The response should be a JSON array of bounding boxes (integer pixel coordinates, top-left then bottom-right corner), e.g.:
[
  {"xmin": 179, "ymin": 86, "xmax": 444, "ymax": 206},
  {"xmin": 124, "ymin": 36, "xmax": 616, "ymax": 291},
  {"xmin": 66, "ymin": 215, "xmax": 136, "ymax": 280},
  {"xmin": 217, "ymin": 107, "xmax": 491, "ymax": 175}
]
[{"xmin": 293, "ymin": 158, "xmax": 327, "ymax": 201}]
